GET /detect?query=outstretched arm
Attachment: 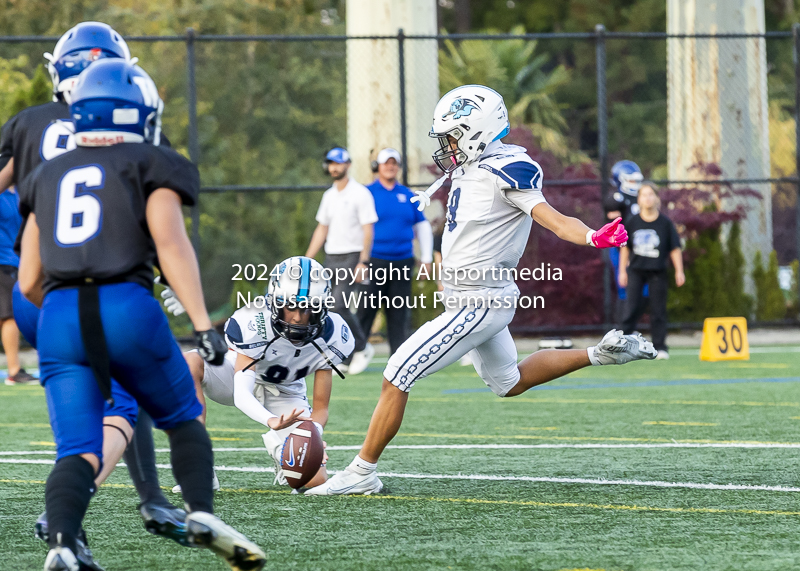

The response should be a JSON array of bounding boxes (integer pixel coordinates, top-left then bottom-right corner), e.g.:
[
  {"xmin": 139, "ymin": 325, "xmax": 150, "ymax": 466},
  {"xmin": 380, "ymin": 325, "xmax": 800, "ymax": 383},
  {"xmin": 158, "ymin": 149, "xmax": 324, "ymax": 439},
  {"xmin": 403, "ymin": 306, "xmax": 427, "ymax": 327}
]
[
  {"xmin": 232, "ymin": 352, "xmax": 310, "ymax": 430},
  {"xmin": 531, "ymin": 202, "xmax": 593, "ymax": 245},
  {"xmin": 531, "ymin": 203, "xmax": 627, "ymax": 248},
  {"xmin": 146, "ymin": 188, "xmax": 212, "ymax": 331}
]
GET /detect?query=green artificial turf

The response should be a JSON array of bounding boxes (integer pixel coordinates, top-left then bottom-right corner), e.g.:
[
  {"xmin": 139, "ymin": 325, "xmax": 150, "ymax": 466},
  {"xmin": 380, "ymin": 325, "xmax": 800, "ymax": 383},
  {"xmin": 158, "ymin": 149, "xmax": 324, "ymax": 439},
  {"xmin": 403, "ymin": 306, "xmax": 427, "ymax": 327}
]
[{"xmin": 2, "ymin": 348, "xmax": 800, "ymax": 570}]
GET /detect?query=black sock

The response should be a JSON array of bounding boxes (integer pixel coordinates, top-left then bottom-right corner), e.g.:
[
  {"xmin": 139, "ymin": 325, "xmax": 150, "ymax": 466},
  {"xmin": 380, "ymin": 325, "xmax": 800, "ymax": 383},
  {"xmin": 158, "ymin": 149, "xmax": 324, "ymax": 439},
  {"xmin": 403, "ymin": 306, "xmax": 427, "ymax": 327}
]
[
  {"xmin": 45, "ymin": 455, "xmax": 96, "ymax": 552},
  {"xmin": 168, "ymin": 420, "xmax": 214, "ymax": 514},
  {"xmin": 123, "ymin": 408, "xmax": 171, "ymax": 507}
]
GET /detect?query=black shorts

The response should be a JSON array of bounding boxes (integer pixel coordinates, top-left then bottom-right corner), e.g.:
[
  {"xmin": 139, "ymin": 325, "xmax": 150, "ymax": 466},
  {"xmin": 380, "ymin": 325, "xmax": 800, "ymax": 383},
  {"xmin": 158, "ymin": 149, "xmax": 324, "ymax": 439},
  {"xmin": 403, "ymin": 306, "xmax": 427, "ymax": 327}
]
[{"xmin": 0, "ymin": 266, "xmax": 18, "ymax": 320}]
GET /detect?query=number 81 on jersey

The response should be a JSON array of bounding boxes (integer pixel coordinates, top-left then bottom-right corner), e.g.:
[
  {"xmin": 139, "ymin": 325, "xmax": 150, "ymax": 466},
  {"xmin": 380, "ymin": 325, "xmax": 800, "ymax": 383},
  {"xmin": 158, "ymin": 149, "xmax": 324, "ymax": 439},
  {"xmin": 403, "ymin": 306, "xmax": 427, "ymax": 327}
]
[{"xmin": 699, "ymin": 317, "xmax": 750, "ymax": 362}]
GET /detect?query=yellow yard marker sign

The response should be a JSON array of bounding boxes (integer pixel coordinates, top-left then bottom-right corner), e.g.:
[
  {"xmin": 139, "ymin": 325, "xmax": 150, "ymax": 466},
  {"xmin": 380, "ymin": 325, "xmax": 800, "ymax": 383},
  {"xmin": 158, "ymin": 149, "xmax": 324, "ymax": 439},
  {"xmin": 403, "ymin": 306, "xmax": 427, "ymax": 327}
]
[{"xmin": 699, "ymin": 317, "xmax": 749, "ymax": 361}]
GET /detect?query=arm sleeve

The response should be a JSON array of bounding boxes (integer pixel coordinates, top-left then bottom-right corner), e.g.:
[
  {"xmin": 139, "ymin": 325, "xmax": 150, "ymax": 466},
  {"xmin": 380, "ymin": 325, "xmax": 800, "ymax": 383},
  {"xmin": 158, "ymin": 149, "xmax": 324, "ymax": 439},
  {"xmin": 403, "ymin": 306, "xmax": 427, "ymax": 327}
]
[
  {"xmin": 414, "ymin": 220, "xmax": 434, "ymax": 263},
  {"xmin": 0, "ymin": 115, "xmax": 17, "ymax": 172},
  {"xmin": 315, "ymin": 193, "xmax": 331, "ymax": 225},
  {"xmin": 143, "ymin": 147, "xmax": 199, "ymax": 206},
  {"xmin": 358, "ymin": 189, "xmax": 379, "ymax": 224},
  {"xmin": 233, "ymin": 369, "xmax": 277, "ymax": 427}
]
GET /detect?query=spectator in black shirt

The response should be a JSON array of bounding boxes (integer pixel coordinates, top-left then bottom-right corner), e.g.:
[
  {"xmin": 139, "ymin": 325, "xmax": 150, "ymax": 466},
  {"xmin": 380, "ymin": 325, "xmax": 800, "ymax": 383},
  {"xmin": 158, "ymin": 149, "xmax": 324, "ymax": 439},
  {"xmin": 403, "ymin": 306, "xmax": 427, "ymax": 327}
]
[{"xmin": 618, "ymin": 183, "xmax": 685, "ymax": 359}]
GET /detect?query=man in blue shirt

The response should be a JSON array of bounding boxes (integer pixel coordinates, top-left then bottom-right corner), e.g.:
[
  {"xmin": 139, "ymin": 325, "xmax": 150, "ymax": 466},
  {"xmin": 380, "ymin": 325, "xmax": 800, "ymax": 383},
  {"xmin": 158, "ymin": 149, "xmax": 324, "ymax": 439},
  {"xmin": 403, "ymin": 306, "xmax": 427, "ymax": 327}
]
[
  {"xmin": 0, "ymin": 187, "xmax": 34, "ymax": 384},
  {"xmin": 356, "ymin": 148, "xmax": 433, "ymax": 363}
]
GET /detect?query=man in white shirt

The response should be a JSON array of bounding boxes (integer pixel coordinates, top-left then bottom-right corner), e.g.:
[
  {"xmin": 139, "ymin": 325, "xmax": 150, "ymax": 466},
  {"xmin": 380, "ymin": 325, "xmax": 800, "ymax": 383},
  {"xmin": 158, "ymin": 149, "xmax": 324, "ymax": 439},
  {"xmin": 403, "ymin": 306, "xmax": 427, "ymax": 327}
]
[{"xmin": 306, "ymin": 147, "xmax": 377, "ymax": 368}]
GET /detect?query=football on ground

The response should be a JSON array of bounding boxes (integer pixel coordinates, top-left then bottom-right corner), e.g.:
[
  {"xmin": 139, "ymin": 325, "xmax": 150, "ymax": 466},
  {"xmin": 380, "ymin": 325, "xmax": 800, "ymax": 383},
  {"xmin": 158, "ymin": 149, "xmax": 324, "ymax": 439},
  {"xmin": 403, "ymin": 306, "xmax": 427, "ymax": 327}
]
[{"xmin": 280, "ymin": 420, "xmax": 324, "ymax": 489}]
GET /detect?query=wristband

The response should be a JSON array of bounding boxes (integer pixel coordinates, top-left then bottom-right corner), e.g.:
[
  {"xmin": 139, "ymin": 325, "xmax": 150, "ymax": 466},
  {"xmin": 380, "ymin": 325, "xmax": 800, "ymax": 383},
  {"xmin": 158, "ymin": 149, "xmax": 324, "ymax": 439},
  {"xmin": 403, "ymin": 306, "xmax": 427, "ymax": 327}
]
[
  {"xmin": 586, "ymin": 229, "xmax": 595, "ymax": 247},
  {"xmin": 313, "ymin": 421, "xmax": 324, "ymax": 436}
]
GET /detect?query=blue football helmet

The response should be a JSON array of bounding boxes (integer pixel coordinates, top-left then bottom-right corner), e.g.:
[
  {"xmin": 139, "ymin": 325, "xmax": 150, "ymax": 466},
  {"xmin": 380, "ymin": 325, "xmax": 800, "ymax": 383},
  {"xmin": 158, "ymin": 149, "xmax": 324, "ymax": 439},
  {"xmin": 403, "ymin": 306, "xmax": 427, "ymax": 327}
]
[
  {"xmin": 610, "ymin": 160, "xmax": 643, "ymax": 197},
  {"xmin": 45, "ymin": 22, "xmax": 131, "ymax": 97},
  {"xmin": 70, "ymin": 59, "xmax": 163, "ymax": 146}
]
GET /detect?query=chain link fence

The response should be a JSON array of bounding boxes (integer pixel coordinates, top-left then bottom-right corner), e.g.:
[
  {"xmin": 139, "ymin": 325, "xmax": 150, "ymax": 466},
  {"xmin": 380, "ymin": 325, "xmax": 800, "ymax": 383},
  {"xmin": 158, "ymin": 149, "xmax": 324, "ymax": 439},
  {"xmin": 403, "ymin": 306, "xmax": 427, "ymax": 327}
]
[{"xmin": 1, "ymin": 28, "xmax": 798, "ymax": 333}]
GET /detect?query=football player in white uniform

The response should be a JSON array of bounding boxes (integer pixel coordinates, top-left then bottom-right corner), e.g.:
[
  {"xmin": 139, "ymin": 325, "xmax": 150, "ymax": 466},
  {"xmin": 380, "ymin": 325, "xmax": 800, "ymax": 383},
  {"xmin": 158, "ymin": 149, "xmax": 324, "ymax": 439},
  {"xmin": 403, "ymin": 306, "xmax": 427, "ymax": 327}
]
[
  {"xmin": 179, "ymin": 256, "xmax": 354, "ymax": 489},
  {"xmin": 307, "ymin": 85, "xmax": 657, "ymax": 496}
]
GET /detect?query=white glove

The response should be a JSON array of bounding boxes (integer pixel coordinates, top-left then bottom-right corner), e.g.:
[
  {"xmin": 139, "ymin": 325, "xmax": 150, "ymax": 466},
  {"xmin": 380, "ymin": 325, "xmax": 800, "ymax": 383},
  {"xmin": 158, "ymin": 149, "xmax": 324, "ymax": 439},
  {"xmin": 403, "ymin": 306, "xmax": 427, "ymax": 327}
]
[
  {"xmin": 155, "ymin": 276, "xmax": 185, "ymax": 316},
  {"xmin": 409, "ymin": 190, "xmax": 431, "ymax": 211},
  {"xmin": 409, "ymin": 174, "xmax": 449, "ymax": 212}
]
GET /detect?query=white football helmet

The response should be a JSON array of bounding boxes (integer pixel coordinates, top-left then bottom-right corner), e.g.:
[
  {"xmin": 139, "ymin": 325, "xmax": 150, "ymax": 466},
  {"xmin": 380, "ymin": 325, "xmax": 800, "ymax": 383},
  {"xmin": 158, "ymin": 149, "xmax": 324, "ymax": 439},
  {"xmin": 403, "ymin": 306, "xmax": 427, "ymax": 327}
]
[
  {"xmin": 267, "ymin": 256, "xmax": 332, "ymax": 346},
  {"xmin": 430, "ymin": 84, "xmax": 510, "ymax": 172}
]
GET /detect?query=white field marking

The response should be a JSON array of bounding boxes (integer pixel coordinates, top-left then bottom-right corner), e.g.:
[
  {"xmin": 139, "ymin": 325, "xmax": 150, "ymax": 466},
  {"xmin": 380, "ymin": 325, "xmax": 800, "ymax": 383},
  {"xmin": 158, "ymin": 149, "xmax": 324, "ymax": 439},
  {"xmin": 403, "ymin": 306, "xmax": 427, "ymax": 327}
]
[
  {"xmin": 2, "ymin": 458, "xmax": 800, "ymax": 494},
  {"xmin": 9, "ymin": 441, "xmax": 800, "ymax": 457}
]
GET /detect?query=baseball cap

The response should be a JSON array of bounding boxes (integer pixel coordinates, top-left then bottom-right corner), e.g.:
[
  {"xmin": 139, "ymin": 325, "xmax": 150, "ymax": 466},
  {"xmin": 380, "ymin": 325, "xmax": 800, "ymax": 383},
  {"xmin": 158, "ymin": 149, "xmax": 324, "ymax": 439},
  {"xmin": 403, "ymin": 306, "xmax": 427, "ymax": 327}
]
[
  {"xmin": 376, "ymin": 147, "xmax": 402, "ymax": 166},
  {"xmin": 325, "ymin": 147, "xmax": 351, "ymax": 163}
]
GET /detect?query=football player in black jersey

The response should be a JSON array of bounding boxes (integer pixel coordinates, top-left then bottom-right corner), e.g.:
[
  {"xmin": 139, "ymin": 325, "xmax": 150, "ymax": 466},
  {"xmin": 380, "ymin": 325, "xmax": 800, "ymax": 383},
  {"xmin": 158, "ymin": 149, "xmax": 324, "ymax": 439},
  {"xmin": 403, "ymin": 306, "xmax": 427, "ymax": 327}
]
[
  {"xmin": 0, "ymin": 22, "xmax": 190, "ymax": 559},
  {"xmin": 18, "ymin": 60, "xmax": 266, "ymax": 571}
]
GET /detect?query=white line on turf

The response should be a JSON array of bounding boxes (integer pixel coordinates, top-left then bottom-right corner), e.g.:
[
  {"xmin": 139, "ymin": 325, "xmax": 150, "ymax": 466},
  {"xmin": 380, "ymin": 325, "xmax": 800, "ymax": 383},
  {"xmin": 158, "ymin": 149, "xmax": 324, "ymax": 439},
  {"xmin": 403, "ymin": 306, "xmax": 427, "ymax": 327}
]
[
  {"xmin": 2, "ymin": 457, "xmax": 800, "ymax": 493},
  {"xmin": 7, "ymin": 441, "xmax": 800, "ymax": 456}
]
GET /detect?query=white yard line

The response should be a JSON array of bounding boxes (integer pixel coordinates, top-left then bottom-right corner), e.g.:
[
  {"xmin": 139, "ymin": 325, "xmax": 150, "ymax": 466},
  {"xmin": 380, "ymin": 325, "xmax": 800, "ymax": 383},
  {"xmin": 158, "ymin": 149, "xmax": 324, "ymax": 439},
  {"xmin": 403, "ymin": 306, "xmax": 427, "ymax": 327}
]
[
  {"xmin": 2, "ymin": 457, "xmax": 800, "ymax": 494},
  {"xmin": 7, "ymin": 441, "xmax": 800, "ymax": 457}
]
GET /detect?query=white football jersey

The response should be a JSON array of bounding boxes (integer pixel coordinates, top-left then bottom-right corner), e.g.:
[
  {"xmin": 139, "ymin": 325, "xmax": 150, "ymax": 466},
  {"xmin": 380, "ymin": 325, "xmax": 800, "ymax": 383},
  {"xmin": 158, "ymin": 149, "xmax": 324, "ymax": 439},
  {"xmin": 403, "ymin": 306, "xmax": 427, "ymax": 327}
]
[
  {"xmin": 441, "ymin": 140, "xmax": 547, "ymax": 290},
  {"xmin": 223, "ymin": 308, "xmax": 354, "ymax": 398}
]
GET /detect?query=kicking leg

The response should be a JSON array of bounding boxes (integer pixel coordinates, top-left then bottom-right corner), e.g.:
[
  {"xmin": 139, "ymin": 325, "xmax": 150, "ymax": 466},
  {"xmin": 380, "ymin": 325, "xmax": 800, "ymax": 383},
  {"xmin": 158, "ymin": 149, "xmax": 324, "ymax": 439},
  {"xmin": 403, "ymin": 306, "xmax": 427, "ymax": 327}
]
[{"xmin": 509, "ymin": 330, "xmax": 657, "ymax": 397}]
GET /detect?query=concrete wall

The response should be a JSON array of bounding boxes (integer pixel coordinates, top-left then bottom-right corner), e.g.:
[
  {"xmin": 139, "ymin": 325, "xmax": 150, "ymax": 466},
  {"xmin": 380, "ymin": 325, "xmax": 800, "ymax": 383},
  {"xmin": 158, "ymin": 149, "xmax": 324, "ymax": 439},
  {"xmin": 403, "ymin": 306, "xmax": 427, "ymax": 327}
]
[
  {"xmin": 346, "ymin": 0, "xmax": 439, "ymax": 186},
  {"xmin": 667, "ymin": 0, "xmax": 772, "ymax": 288}
]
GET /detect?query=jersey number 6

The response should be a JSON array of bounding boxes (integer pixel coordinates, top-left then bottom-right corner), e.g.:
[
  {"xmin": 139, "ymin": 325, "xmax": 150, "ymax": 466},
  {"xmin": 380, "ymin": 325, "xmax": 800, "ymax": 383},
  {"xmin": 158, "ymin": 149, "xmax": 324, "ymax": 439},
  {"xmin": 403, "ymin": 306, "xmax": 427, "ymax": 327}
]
[{"xmin": 55, "ymin": 165, "xmax": 104, "ymax": 247}]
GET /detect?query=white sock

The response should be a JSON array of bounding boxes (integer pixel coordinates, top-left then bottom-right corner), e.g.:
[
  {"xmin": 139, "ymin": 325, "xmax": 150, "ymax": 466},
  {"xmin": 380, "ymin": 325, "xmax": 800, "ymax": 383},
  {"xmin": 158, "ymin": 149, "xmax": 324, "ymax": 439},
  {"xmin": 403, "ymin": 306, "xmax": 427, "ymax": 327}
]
[
  {"xmin": 587, "ymin": 346, "xmax": 600, "ymax": 366},
  {"xmin": 349, "ymin": 455, "xmax": 377, "ymax": 475}
]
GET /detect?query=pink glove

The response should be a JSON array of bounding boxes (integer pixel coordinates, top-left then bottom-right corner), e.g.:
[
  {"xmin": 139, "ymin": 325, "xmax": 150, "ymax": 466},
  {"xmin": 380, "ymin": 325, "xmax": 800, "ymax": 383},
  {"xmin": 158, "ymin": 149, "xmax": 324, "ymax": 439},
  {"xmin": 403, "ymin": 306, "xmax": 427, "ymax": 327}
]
[{"xmin": 589, "ymin": 217, "xmax": 628, "ymax": 248}]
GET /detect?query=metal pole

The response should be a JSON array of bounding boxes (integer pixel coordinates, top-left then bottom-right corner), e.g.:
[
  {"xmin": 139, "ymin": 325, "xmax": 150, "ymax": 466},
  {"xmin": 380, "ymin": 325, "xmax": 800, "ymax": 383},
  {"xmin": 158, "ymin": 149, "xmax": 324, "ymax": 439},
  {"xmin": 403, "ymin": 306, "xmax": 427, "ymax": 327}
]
[
  {"xmin": 794, "ymin": 23, "xmax": 800, "ymax": 311},
  {"xmin": 398, "ymin": 28, "xmax": 409, "ymax": 186},
  {"xmin": 186, "ymin": 28, "xmax": 201, "ymax": 253},
  {"xmin": 596, "ymin": 24, "xmax": 612, "ymax": 327}
]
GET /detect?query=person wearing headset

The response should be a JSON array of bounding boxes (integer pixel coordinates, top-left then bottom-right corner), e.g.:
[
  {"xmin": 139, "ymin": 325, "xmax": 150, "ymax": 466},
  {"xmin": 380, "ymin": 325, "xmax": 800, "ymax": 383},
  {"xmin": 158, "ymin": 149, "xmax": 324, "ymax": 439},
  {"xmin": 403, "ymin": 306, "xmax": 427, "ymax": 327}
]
[
  {"xmin": 306, "ymin": 147, "xmax": 377, "ymax": 373},
  {"xmin": 353, "ymin": 148, "xmax": 433, "ymax": 373}
]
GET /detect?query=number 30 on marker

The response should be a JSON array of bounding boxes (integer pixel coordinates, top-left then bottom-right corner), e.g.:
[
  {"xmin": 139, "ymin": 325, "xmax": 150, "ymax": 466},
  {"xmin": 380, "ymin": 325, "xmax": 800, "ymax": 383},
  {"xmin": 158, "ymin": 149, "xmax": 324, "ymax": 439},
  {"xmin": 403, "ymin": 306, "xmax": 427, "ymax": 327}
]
[{"xmin": 699, "ymin": 317, "xmax": 750, "ymax": 362}]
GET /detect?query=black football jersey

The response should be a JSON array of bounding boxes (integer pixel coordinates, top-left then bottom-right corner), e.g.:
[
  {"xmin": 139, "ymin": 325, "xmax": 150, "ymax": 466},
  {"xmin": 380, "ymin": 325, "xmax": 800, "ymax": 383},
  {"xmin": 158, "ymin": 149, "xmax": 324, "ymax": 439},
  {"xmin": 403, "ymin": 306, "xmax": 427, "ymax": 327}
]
[
  {"xmin": 602, "ymin": 190, "xmax": 640, "ymax": 225},
  {"xmin": 0, "ymin": 102, "xmax": 73, "ymax": 185},
  {"xmin": 18, "ymin": 143, "xmax": 198, "ymax": 293}
]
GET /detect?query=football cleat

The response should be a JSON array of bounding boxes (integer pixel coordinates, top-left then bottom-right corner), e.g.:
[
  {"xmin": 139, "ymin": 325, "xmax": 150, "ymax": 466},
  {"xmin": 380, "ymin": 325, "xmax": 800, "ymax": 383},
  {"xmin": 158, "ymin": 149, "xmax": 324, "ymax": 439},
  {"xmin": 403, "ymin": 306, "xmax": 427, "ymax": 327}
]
[
  {"xmin": 261, "ymin": 431, "xmax": 287, "ymax": 486},
  {"xmin": 140, "ymin": 502, "xmax": 189, "ymax": 547},
  {"xmin": 347, "ymin": 343, "xmax": 375, "ymax": 375},
  {"xmin": 588, "ymin": 329, "xmax": 657, "ymax": 366},
  {"xmin": 74, "ymin": 538, "xmax": 105, "ymax": 571},
  {"xmin": 44, "ymin": 546, "xmax": 79, "ymax": 571},
  {"xmin": 656, "ymin": 350, "xmax": 670, "ymax": 360},
  {"xmin": 44, "ymin": 539, "xmax": 104, "ymax": 571},
  {"xmin": 34, "ymin": 511, "xmax": 49, "ymax": 542},
  {"xmin": 304, "ymin": 467, "xmax": 383, "ymax": 496},
  {"xmin": 6, "ymin": 369, "xmax": 38, "ymax": 385},
  {"xmin": 185, "ymin": 511, "xmax": 266, "ymax": 571},
  {"xmin": 172, "ymin": 470, "xmax": 220, "ymax": 494}
]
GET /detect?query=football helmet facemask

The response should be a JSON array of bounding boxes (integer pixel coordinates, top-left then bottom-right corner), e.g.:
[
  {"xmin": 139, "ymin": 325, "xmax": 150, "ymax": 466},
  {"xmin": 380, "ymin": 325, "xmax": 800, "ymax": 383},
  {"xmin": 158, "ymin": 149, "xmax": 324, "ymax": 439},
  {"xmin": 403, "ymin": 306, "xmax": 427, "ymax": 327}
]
[
  {"xmin": 430, "ymin": 84, "xmax": 510, "ymax": 173},
  {"xmin": 267, "ymin": 256, "xmax": 332, "ymax": 346}
]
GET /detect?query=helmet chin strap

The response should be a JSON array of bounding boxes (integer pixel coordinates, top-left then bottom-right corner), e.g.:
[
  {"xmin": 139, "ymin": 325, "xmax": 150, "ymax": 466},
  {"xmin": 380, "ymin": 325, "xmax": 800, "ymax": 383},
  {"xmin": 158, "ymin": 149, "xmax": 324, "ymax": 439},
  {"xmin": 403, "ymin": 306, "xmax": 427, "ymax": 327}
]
[
  {"xmin": 242, "ymin": 334, "xmax": 280, "ymax": 373},
  {"xmin": 310, "ymin": 339, "xmax": 345, "ymax": 379}
]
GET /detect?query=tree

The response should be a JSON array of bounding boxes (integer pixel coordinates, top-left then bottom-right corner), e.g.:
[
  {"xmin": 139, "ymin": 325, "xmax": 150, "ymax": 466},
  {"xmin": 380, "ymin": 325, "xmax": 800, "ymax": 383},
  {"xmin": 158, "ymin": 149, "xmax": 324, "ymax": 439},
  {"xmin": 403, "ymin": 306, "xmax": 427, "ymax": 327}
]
[{"xmin": 439, "ymin": 26, "xmax": 583, "ymax": 162}]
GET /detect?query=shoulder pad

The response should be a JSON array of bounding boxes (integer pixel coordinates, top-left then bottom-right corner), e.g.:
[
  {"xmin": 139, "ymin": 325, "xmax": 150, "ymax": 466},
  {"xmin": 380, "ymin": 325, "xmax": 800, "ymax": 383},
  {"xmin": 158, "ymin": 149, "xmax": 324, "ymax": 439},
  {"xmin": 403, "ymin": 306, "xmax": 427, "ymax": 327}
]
[
  {"xmin": 323, "ymin": 312, "xmax": 355, "ymax": 361},
  {"xmin": 479, "ymin": 158, "xmax": 542, "ymax": 191},
  {"xmin": 224, "ymin": 317, "xmax": 243, "ymax": 344}
]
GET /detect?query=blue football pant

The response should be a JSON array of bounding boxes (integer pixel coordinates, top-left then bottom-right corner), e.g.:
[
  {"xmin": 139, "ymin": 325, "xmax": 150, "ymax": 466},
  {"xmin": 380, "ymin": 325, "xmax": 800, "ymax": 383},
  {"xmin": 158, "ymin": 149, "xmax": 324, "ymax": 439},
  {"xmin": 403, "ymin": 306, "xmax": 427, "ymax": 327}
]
[
  {"xmin": 13, "ymin": 281, "xmax": 138, "ymax": 428},
  {"xmin": 39, "ymin": 283, "xmax": 202, "ymax": 463}
]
